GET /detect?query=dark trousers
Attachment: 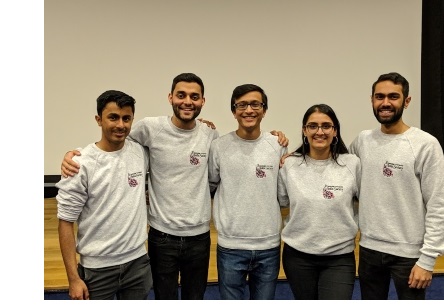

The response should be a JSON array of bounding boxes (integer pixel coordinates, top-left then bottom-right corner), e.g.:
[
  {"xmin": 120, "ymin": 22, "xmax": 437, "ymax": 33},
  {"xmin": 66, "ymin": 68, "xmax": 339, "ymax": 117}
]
[
  {"xmin": 282, "ymin": 243, "xmax": 356, "ymax": 300},
  {"xmin": 148, "ymin": 227, "xmax": 210, "ymax": 300},
  {"xmin": 358, "ymin": 246, "xmax": 426, "ymax": 300},
  {"xmin": 78, "ymin": 254, "xmax": 153, "ymax": 300}
]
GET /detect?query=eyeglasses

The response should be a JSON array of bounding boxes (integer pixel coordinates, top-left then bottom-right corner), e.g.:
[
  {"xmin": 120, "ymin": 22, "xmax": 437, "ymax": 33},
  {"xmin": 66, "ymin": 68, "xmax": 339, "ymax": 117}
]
[
  {"xmin": 304, "ymin": 123, "xmax": 335, "ymax": 134},
  {"xmin": 233, "ymin": 101, "xmax": 264, "ymax": 110}
]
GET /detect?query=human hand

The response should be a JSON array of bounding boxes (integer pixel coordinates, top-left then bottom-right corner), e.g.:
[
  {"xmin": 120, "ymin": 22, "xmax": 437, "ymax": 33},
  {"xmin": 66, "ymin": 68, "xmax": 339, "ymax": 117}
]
[
  {"xmin": 270, "ymin": 130, "xmax": 289, "ymax": 147},
  {"xmin": 408, "ymin": 264, "xmax": 433, "ymax": 289},
  {"xmin": 198, "ymin": 118, "xmax": 216, "ymax": 129},
  {"xmin": 68, "ymin": 278, "xmax": 89, "ymax": 300},
  {"xmin": 279, "ymin": 153, "xmax": 291, "ymax": 168},
  {"xmin": 61, "ymin": 150, "xmax": 81, "ymax": 178}
]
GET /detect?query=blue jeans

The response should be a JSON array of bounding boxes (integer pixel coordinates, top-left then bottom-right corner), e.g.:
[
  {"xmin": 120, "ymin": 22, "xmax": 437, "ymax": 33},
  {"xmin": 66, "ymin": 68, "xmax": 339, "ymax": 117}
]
[
  {"xmin": 358, "ymin": 246, "xmax": 426, "ymax": 300},
  {"xmin": 217, "ymin": 244, "xmax": 280, "ymax": 300},
  {"xmin": 282, "ymin": 244, "xmax": 356, "ymax": 300},
  {"xmin": 148, "ymin": 227, "xmax": 210, "ymax": 300},
  {"xmin": 77, "ymin": 254, "xmax": 153, "ymax": 300}
]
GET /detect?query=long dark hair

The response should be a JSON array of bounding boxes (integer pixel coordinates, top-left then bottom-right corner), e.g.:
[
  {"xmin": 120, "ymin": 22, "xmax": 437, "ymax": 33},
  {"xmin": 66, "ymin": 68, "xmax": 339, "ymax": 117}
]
[{"xmin": 293, "ymin": 104, "xmax": 348, "ymax": 165}]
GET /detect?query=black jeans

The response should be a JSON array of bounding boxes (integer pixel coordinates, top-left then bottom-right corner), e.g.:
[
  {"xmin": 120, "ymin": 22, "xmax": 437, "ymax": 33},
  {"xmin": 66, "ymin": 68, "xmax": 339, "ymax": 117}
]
[
  {"xmin": 78, "ymin": 254, "xmax": 153, "ymax": 300},
  {"xmin": 148, "ymin": 227, "xmax": 211, "ymax": 300},
  {"xmin": 358, "ymin": 246, "xmax": 426, "ymax": 300},
  {"xmin": 282, "ymin": 243, "xmax": 356, "ymax": 300}
]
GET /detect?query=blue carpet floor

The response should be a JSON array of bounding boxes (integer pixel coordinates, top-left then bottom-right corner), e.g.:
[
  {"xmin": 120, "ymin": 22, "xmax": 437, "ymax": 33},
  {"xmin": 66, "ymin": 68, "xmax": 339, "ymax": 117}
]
[{"xmin": 45, "ymin": 275, "xmax": 444, "ymax": 300}]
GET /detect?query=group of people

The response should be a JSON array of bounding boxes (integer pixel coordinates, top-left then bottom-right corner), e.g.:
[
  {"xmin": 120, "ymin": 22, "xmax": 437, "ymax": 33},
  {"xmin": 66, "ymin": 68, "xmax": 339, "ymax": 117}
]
[{"xmin": 55, "ymin": 72, "xmax": 444, "ymax": 300}]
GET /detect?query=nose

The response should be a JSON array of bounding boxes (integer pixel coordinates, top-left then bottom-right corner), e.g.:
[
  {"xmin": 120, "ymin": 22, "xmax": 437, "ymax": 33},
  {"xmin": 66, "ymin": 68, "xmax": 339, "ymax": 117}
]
[
  {"xmin": 116, "ymin": 119, "xmax": 125, "ymax": 128},
  {"xmin": 183, "ymin": 95, "xmax": 192, "ymax": 104},
  {"xmin": 245, "ymin": 104, "xmax": 254, "ymax": 111}
]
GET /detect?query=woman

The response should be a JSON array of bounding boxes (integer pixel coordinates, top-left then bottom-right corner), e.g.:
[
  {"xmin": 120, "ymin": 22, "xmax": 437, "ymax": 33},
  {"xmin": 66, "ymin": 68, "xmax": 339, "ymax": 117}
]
[{"xmin": 277, "ymin": 104, "xmax": 360, "ymax": 300}]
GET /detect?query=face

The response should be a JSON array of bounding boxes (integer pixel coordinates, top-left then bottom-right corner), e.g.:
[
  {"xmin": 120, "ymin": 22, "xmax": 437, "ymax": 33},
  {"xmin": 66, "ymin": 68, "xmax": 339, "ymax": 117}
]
[
  {"xmin": 232, "ymin": 91, "xmax": 266, "ymax": 131},
  {"xmin": 372, "ymin": 80, "xmax": 410, "ymax": 125},
  {"xmin": 168, "ymin": 81, "xmax": 205, "ymax": 124},
  {"xmin": 303, "ymin": 111, "xmax": 337, "ymax": 153},
  {"xmin": 95, "ymin": 102, "xmax": 133, "ymax": 151}
]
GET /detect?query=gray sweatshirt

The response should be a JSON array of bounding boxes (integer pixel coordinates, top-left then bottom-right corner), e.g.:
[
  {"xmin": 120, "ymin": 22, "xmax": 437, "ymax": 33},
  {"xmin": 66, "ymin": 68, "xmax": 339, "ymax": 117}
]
[
  {"xmin": 56, "ymin": 140, "xmax": 149, "ymax": 268},
  {"xmin": 278, "ymin": 154, "xmax": 360, "ymax": 255},
  {"xmin": 209, "ymin": 131, "xmax": 288, "ymax": 250},
  {"xmin": 349, "ymin": 127, "xmax": 444, "ymax": 271},
  {"xmin": 129, "ymin": 116, "xmax": 219, "ymax": 236}
]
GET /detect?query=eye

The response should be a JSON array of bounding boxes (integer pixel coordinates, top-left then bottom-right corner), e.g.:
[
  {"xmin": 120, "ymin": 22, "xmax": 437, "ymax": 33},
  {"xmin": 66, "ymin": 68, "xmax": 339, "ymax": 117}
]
[
  {"xmin": 374, "ymin": 94, "xmax": 384, "ymax": 100},
  {"xmin": 191, "ymin": 95, "xmax": 199, "ymax": 100},
  {"xmin": 251, "ymin": 102, "xmax": 261, "ymax": 108},
  {"xmin": 307, "ymin": 124, "xmax": 317, "ymax": 130},
  {"xmin": 237, "ymin": 103, "xmax": 247, "ymax": 108},
  {"xmin": 388, "ymin": 94, "xmax": 400, "ymax": 100},
  {"xmin": 321, "ymin": 124, "xmax": 333, "ymax": 130},
  {"xmin": 177, "ymin": 93, "xmax": 184, "ymax": 99}
]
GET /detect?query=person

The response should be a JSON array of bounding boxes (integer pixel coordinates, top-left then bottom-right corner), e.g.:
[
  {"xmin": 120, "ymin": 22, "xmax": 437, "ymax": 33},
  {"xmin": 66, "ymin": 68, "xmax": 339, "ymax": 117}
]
[
  {"xmin": 56, "ymin": 90, "xmax": 153, "ymax": 300},
  {"xmin": 277, "ymin": 104, "xmax": 360, "ymax": 300},
  {"xmin": 208, "ymin": 84, "xmax": 288, "ymax": 300},
  {"xmin": 349, "ymin": 72, "xmax": 444, "ymax": 300},
  {"xmin": 60, "ymin": 73, "xmax": 289, "ymax": 300}
]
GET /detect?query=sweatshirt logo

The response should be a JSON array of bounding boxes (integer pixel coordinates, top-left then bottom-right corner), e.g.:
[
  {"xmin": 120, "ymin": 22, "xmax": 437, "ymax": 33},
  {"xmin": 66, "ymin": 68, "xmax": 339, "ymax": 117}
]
[
  {"xmin": 255, "ymin": 164, "xmax": 273, "ymax": 178},
  {"xmin": 128, "ymin": 172, "xmax": 142, "ymax": 187},
  {"xmin": 190, "ymin": 151, "xmax": 207, "ymax": 165},
  {"xmin": 383, "ymin": 161, "xmax": 404, "ymax": 177},
  {"xmin": 323, "ymin": 185, "xmax": 343, "ymax": 199}
]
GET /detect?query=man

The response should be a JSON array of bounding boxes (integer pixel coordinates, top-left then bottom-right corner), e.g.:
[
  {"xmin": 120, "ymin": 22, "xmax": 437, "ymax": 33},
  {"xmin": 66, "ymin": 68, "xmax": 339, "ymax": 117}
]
[
  {"xmin": 208, "ymin": 84, "xmax": 288, "ymax": 299},
  {"xmin": 349, "ymin": 72, "xmax": 444, "ymax": 300},
  {"xmin": 61, "ymin": 73, "xmax": 288, "ymax": 299},
  {"xmin": 56, "ymin": 90, "xmax": 153, "ymax": 300}
]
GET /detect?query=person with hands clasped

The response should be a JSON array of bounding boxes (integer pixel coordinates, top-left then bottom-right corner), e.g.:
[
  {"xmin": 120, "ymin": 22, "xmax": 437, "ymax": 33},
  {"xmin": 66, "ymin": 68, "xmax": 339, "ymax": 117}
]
[{"xmin": 278, "ymin": 104, "xmax": 360, "ymax": 300}]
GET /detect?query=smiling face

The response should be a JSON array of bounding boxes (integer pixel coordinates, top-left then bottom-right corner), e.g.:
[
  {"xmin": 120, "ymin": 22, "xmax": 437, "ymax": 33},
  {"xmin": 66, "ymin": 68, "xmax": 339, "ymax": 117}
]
[
  {"xmin": 372, "ymin": 80, "xmax": 410, "ymax": 127},
  {"xmin": 303, "ymin": 111, "xmax": 337, "ymax": 158},
  {"xmin": 232, "ymin": 90, "xmax": 266, "ymax": 137},
  {"xmin": 168, "ymin": 81, "xmax": 205, "ymax": 129},
  {"xmin": 95, "ymin": 102, "xmax": 134, "ymax": 151}
]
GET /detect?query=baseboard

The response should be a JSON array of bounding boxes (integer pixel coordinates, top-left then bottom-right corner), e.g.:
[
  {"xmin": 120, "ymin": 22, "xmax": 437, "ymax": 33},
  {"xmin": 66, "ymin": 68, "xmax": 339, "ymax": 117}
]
[{"xmin": 45, "ymin": 175, "xmax": 60, "ymax": 198}]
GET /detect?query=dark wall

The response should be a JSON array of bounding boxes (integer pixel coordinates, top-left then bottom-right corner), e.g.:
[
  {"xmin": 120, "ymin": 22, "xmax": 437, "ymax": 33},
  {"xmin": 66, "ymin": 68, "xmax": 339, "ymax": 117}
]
[{"xmin": 422, "ymin": 0, "xmax": 444, "ymax": 148}]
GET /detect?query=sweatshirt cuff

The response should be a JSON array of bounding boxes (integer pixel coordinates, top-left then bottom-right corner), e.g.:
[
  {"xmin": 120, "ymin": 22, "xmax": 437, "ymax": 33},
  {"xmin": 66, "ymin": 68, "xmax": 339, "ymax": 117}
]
[{"xmin": 416, "ymin": 254, "xmax": 436, "ymax": 272}]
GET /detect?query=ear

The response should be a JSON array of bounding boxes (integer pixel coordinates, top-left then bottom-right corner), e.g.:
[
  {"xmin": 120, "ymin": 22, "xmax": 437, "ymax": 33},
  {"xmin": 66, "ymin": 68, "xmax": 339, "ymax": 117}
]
[
  {"xmin": 201, "ymin": 97, "xmax": 206, "ymax": 107},
  {"xmin": 168, "ymin": 93, "xmax": 173, "ymax": 105},
  {"xmin": 95, "ymin": 115, "xmax": 102, "ymax": 126},
  {"xmin": 404, "ymin": 96, "xmax": 412, "ymax": 109}
]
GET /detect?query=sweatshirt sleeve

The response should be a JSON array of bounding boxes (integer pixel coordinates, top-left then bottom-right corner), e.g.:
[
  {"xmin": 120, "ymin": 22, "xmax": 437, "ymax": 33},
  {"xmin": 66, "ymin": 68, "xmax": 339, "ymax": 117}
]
[
  {"xmin": 277, "ymin": 167, "xmax": 290, "ymax": 208},
  {"xmin": 208, "ymin": 140, "xmax": 220, "ymax": 193},
  {"xmin": 416, "ymin": 138, "xmax": 444, "ymax": 270}
]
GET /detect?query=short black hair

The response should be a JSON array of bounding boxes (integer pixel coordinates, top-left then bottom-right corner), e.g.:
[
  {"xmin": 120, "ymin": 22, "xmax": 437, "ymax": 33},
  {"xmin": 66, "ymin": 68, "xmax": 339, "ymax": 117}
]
[
  {"xmin": 96, "ymin": 90, "xmax": 136, "ymax": 116},
  {"xmin": 372, "ymin": 72, "xmax": 409, "ymax": 99},
  {"xmin": 171, "ymin": 73, "xmax": 205, "ymax": 96},
  {"xmin": 230, "ymin": 84, "xmax": 268, "ymax": 112}
]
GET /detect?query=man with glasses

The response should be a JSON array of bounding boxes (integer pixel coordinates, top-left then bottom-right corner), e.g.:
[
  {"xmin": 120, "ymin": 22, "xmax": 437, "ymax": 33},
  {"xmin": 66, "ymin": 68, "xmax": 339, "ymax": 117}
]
[
  {"xmin": 208, "ymin": 84, "xmax": 288, "ymax": 299},
  {"xmin": 349, "ymin": 72, "xmax": 444, "ymax": 300}
]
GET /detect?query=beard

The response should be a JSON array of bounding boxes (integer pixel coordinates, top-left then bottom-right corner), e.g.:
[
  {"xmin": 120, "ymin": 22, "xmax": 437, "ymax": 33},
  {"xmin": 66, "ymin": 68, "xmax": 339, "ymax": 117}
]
[
  {"xmin": 172, "ymin": 104, "xmax": 202, "ymax": 123},
  {"xmin": 373, "ymin": 101, "xmax": 405, "ymax": 125}
]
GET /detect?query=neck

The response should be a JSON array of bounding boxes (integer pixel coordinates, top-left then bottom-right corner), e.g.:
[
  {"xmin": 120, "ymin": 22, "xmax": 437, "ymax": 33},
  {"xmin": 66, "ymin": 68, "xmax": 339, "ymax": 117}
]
[
  {"xmin": 380, "ymin": 120, "xmax": 410, "ymax": 134},
  {"xmin": 308, "ymin": 149, "xmax": 330, "ymax": 160},
  {"xmin": 171, "ymin": 115, "xmax": 196, "ymax": 130},
  {"xmin": 236, "ymin": 127, "xmax": 261, "ymax": 140},
  {"xmin": 95, "ymin": 140, "xmax": 124, "ymax": 152}
]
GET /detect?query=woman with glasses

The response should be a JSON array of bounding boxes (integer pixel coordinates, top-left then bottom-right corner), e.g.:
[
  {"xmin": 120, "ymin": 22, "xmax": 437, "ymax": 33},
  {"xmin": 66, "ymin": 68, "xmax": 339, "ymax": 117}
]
[{"xmin": 277, "ymin": 104, "xmax": 361, "ymax": 300}]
